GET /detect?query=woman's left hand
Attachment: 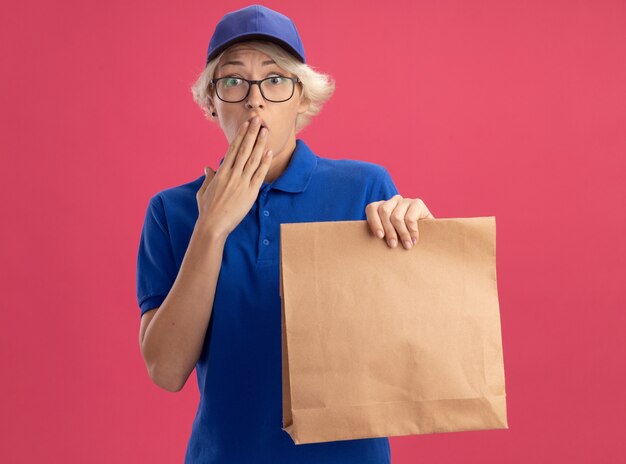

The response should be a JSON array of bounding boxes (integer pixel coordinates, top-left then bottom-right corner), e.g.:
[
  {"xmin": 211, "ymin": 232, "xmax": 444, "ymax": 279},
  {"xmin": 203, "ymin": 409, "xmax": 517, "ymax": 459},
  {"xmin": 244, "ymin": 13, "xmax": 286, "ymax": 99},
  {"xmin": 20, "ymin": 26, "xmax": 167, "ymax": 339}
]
[{"xmin": 365, "ymin": 195, "xmax": 435, "ymax": 249}]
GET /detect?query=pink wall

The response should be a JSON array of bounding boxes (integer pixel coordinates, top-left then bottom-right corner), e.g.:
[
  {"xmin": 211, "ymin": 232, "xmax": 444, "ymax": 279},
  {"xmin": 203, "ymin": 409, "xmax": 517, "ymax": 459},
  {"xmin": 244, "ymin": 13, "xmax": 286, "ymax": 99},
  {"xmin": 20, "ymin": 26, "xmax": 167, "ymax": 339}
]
[{"xmin": 1, "ymin": 0, "xmax": 624, "ymax": 462}]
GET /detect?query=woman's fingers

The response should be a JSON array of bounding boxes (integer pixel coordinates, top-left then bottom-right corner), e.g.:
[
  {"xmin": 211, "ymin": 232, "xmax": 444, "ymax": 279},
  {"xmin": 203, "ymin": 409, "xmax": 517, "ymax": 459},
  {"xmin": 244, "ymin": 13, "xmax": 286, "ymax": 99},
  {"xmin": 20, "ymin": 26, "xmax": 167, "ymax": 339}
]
[
  {"xmin": 367, "ymin": 195, "xmax": 417, "ymax": 249},
  {"xmin": 365, "ymin": 200, "xmax": 386, "ymax": 238},
  {"xmin": 197, "ymin": 166, "xmax": 216, "ymax": 197},
  {"xmin": 404, "ymin": 199, "xmax": 422, "ymax": 244},
  {"xmin": 232, "ymin": 117, "xmax": 263, "ymax": 174},
  {"xmin": 366, "ymin": 197, "xmax": 435, "ymax": 249},
  {"xmin": 241, "ymin": 126, "xmax": 268, "ymax": 181},
  {"xmin": 421, "ymin": 200, "xmax": 435, "ymax": 220},
  {"xmin": 220, "ymin": 120, "xmax": 250, "ymax": 171},
  {"xmin": 383, "ymin": 196, "xmax": 413, "ymax": 248},
  {"xmin": 375, "ymin": 195, "xmax": 402, "ymax": 247},
  {"xmin": 250, "ymin": 148, "xmax": 274, "ymax": 189},
  {"xmin": 388, "ymin": 199, "xmax": 414, "ymax": 249}
]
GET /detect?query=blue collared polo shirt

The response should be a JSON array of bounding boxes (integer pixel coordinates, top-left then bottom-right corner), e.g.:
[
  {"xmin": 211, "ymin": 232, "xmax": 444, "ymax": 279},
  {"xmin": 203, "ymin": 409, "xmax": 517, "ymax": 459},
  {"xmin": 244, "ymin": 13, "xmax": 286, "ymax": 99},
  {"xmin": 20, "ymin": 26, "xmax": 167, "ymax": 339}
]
[{"xmin": 136, "ymin": 139, "xmax": 399, "ymax": 464}]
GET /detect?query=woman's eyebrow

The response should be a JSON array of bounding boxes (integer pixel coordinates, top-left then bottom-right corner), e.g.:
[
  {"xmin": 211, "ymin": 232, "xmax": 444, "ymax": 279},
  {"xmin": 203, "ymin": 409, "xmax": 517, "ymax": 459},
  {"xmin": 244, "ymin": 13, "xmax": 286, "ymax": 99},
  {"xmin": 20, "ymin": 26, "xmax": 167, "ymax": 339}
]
[{"xmin": 220, "ymin": 60, "xmax": 276, "ymax": 68}]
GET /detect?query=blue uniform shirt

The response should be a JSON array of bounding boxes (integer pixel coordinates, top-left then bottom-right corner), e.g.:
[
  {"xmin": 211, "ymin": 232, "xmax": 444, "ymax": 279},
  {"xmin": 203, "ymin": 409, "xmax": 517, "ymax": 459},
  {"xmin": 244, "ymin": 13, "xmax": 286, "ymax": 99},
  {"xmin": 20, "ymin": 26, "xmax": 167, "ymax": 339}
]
[{"xmin": 137, "ymin": 139, "xmax": 399, "ymax": 464}]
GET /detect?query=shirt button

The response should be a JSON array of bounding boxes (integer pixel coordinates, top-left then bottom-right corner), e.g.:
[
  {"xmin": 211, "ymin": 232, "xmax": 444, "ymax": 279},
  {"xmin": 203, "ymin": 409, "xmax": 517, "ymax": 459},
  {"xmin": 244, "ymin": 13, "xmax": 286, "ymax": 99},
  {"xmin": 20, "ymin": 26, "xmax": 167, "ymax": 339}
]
[
  {"xmin": 263, "ymin": 210, "xmax": 270, "ymax": 216},
  {"xmin": 263, "ymin": 239, "xmax": 270, "ymax": 246}
]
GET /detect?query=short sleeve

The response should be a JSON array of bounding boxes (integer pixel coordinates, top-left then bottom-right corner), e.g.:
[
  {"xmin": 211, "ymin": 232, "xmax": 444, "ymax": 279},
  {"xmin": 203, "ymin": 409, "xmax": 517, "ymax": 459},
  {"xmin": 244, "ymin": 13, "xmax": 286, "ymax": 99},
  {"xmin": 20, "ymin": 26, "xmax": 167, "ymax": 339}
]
[
  {"xmin": 372, "ymin": 166, "xmax": 399, "ymax": 202},
  {"xmin": 360, "ymin": 166, "xmax": 399, "ymax": 221},
  {"xmin": 136, "ymin": 194, "xmax": 177, "ymax": 318}
]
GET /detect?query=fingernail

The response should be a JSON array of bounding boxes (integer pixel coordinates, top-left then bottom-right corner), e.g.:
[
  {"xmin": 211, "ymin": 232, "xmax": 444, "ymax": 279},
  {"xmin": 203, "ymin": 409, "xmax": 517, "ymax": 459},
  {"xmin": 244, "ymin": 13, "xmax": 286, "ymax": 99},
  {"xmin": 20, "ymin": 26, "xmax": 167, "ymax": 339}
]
[
  {"xmin": 412, "ymin": 237, "xmax": 417, "ymax": 244},
  {"xmin": 376, "ymin": 230, "xmax": 384, "ymax": 239},
  {"xmin": 252, "ymin": 116, "xmax": 259, "ymax": 124},
  {"xmin": 388, "ymin": 239, "xmax": 397, "ymax": 248},
  {"xmin": 404, "ymin": 240, "xmax": 412, "ymax": 249}
]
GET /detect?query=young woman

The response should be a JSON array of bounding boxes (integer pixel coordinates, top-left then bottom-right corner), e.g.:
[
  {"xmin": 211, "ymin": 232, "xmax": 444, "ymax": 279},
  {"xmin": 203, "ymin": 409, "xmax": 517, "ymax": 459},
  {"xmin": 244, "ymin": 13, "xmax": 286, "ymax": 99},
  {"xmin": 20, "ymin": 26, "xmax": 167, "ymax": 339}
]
[{"xmin": 136, "ymin": 5, "xmax": 434, "ymax": 463}]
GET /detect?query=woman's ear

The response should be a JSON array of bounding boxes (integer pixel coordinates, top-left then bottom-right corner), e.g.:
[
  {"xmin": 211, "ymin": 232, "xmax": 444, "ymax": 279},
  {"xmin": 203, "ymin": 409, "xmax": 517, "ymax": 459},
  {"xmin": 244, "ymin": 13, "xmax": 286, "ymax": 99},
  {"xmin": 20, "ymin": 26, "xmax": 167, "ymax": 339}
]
[
  {"xmin": 207, "ymin": 97, "xmax": 217, "ymax": 118},
  {"xmin": 207, "ymin": 83, "xmax": 218, "ymax": 118}
]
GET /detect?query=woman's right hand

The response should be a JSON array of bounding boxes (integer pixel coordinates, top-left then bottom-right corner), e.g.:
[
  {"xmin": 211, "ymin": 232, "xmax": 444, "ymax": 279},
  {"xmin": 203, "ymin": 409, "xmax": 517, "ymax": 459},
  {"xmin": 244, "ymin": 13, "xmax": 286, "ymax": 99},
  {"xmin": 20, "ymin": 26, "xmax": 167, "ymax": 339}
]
[{"xmin": 195, "ymin": 116, "xmax": 273, "ymax": 239}]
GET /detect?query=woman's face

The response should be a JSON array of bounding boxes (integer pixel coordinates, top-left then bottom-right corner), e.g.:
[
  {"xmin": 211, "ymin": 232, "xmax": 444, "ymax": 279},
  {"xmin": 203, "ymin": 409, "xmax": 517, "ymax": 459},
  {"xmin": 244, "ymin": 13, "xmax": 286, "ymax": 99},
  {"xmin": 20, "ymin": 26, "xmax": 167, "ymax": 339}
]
[{"xmin": 209, "ymin": 44, "xmax": 309, "ymax": 159}]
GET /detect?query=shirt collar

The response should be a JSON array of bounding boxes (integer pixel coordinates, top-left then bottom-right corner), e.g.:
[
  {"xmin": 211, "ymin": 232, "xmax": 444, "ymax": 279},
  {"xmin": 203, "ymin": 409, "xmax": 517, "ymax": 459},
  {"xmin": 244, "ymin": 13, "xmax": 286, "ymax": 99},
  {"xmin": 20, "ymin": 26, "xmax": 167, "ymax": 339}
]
[{"xmin": 218, "ymin": 139, "xmax": 317, "ymax": 193}]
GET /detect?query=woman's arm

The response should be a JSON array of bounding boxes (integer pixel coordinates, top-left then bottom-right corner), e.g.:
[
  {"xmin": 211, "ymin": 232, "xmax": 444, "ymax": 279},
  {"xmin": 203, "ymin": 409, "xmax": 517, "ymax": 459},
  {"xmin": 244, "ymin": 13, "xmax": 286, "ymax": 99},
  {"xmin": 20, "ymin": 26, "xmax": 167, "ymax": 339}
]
[
  {"xmin": 138, "ymin": 116, "xmax": 272, "ymax": 392},
  {"xmin": 139, "ymin": 223, "xmax": 226, "ymax": 392}
]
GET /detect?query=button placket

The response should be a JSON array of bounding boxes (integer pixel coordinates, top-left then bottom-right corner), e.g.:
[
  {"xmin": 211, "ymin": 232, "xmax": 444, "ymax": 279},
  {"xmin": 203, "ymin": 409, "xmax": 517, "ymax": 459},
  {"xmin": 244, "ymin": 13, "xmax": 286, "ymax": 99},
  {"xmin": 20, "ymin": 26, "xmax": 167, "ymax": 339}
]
[{"xmin": 257, "ymin": 192, "xmax": 273, "ymax": 262}]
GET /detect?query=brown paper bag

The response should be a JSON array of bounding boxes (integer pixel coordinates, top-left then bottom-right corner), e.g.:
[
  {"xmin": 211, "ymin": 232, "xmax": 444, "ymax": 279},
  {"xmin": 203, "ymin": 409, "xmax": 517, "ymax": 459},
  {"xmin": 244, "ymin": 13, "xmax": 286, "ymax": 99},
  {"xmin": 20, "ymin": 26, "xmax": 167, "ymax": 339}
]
[{"xmin": 279, "ymin": 217, "xmax": 508, "ymax": 445}]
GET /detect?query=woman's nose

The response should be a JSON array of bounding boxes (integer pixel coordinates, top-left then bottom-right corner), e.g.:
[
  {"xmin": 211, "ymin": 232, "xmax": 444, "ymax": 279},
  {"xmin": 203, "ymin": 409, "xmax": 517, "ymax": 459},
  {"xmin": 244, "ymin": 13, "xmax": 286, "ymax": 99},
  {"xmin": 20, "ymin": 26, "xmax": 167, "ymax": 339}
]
[{"xmin": 245, "ymin": 82, "xmax": 265, "ymax": 108}]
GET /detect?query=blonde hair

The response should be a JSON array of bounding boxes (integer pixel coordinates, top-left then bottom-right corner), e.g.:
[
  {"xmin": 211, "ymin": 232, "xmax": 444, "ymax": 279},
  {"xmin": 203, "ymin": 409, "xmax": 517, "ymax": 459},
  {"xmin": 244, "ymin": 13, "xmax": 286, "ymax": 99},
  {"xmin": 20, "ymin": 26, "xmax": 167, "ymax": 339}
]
[{"xmin": 190, "ymin": 40, "xmax": 335, "ymax": 134}]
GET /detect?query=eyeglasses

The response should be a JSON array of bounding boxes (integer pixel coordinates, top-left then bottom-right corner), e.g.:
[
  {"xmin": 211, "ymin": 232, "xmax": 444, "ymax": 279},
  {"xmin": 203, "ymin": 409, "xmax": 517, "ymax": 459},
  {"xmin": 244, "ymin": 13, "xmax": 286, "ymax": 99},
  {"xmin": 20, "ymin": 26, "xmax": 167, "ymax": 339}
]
[{"xmin": 210, "ymin": 75, "xmax": 301, "ymax": 103}]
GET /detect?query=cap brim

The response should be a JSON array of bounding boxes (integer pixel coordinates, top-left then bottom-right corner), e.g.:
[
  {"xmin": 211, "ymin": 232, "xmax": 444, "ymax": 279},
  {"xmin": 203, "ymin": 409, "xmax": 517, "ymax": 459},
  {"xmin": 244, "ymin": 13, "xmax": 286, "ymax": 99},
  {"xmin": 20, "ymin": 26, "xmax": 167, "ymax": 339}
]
[{"xmin": 207, "ymin": 33, "xmax": 304, "ymax": 65}]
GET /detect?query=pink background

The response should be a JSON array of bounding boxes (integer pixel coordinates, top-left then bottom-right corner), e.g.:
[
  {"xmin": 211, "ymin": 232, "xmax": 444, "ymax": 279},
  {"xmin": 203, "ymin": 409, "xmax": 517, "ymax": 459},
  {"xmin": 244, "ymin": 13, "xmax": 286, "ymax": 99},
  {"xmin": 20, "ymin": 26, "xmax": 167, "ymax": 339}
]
[{"xmin": 2, "ymin": 0, "xmax": 624, "ymax": 462}]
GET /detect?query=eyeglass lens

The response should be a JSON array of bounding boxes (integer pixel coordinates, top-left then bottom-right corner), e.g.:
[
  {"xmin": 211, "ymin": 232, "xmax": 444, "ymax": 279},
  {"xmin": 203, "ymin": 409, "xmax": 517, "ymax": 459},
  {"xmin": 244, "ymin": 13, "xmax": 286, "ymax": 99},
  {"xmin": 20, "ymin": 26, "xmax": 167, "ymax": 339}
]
[{"xmin": 215, "ymin": 77, "xmax": 295, "ymax": 102}]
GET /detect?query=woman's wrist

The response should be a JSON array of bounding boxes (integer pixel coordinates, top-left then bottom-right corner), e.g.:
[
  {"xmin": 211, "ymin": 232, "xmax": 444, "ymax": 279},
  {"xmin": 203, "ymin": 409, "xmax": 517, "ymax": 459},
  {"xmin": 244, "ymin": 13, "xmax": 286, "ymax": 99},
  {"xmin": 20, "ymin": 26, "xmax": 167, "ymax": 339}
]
[{"xmin": 194, "ymin": 219, "xmax": 229, "ymax": 245}]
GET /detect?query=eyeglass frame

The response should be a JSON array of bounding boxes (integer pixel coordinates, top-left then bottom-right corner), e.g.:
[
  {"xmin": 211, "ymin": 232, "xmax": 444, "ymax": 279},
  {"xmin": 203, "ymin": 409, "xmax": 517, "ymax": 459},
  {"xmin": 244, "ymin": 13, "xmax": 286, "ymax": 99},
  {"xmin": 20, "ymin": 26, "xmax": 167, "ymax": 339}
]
[{"xmin": 210, "ymin": 75, "xmax": 301, "ymax": 103}]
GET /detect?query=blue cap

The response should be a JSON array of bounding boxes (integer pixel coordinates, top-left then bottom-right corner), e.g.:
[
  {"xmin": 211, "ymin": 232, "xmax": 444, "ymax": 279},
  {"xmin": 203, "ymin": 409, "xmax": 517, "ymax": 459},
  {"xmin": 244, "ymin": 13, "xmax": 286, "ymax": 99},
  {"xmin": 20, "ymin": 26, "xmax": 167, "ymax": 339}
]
[{"xmin": 206, "ymin": 4, "xmax": 306, "ymax": 66}]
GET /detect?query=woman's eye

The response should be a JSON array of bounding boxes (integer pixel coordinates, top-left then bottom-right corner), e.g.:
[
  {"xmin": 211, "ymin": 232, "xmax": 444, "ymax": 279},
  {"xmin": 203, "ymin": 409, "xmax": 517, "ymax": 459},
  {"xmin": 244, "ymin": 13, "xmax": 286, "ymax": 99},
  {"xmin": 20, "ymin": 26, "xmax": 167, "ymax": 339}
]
[
  {"xmin": 223, "ymin": 77, "xmax": 242, "ymax": 87},
  {"xmin": 268, "ymin": 76, "xmax": 284, "ymax": 85}
]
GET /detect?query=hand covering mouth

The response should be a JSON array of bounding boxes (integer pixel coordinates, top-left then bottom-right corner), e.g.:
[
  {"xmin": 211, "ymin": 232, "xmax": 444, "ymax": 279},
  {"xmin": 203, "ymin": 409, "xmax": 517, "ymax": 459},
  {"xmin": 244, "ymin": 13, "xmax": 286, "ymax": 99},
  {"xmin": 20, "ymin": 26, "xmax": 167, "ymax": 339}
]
[{"xmin": 250, "ymin": 117, "xmax": 267, "ymax": 130}]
